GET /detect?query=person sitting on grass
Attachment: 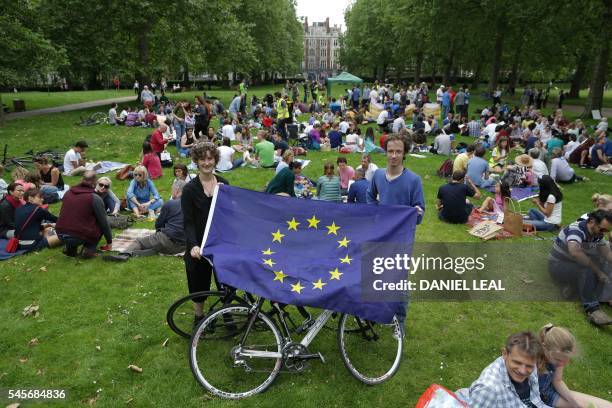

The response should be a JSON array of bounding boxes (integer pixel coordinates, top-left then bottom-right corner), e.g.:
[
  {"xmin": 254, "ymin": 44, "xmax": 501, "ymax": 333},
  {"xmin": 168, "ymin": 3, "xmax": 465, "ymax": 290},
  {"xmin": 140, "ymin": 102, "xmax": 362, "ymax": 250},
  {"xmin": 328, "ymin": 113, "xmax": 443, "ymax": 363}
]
[
  {"xmin": 266, "ymin": 162, "xmax": 302, "ymax": 197},
  {"xmin": 275, "ymin": 149, "xmax": 294, "ymax": 175},
  {"xmin": 456, "ymin": 331, "xmax": 550, "ymax": 407},
  {"xmin": 363, "ymin": 127, "xmax": 385, "ymax": 154},
  {"xmin": 578, "ymin": 193, "xmax": 612, "ymax": 221},
  {"xmin": 489, "ymin": 136, "xmax": 511, "ymax": 173},
  {"xmin": 436, "ymin": 170, "xmax": 481, "ymax": 224},
  {"xmin": 141, "ymin": 141, "xmax": 162, "ymax": 180},
  {"xmin": 453, "ymin": 144, "xmax": 476, "ymax": 173},
  {"xmin": 34, "ymin": 157, "xmax": 64, "ymax": 198},
  {"xmin": 56, "ymin": 171, "xmax": 112, "ymax": 258},
  {"xmin": 524, "ymin": 175, "xmax": 562, "ymax": 232},
  {"xmin": 478, "ymin": 180, "xmax": 511, "ymax": 218},
  {"xmin": 347, "ymin": 168, "xmax": 368, "ymax": 203},
  {"xmin": 14, "ymin": 188, "xmax": 61, "ymax": 252},
  {"xmin": 337, "ymin": 157, "xmax": 355, "ymax": 195},
  {"xmin": 178, "ymin": 126, "xmax": 196, "ymax": 158},
  {"xmin": 104, "ymin": 180, "xmax": 187, "ymax": 262},
  {"xmin": 548, "ymin": 209, "xmax": 612, "ymax": 326},
  {"xmin": 317, "ymin": 162, "xmax": 342, "ymax": 202},
  {"xmin": 173, "ymin": 163, "xmax": 194, "ymax": 183},
  {"xmin": 126, "ymin": 166, "xmax": 163, "ymax": 219},
  {"xmin": 466, "ymin": 145, "xmax": 495, "ymax": 188},
  {"xmin": 94, "ymin": 177, "xmax": 120, "ymax": 215},
  {"xmin": 538, "ymin": 324, "xmax": 612, "ymax": 407},
  {"xmin": 252, "ymin": 130, "xmax": 275, "ymax": 168},
  {"xmin": 216, "ymin": 137, "xmax": 243, "ymax": 172},
  {"xmin": 63, "ymin": 140, "xmax": 89, "ymax": 176},
  {"xmin": 530, "ymin": 148, "xmax": 549, "ymax": 181},
  {"xmin": 308, "ymin": 122, "xmax": 323, "ymax": 151},
  {"xmin": 0, "ymin": 182, "xmax": 25, "ymax": 239}
]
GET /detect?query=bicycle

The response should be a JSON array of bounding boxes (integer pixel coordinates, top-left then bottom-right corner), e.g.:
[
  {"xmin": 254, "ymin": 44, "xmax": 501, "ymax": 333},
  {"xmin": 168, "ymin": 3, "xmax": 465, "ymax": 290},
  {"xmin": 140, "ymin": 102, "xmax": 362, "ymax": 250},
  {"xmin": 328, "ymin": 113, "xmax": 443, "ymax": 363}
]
[
  {"xmin": 2, "ymin": 144, "xmax": 63, "ymax": 171},
  {"xmin": 76, "ymin": 112, "xmax": 107, "ymax": 126},
  {"xmin": 189, "ymin": 296, "xmax": 403, "ymax": 399},
  {"xmin": 167, "ymin": 286, "xmax": 314, "ymax": 339}
]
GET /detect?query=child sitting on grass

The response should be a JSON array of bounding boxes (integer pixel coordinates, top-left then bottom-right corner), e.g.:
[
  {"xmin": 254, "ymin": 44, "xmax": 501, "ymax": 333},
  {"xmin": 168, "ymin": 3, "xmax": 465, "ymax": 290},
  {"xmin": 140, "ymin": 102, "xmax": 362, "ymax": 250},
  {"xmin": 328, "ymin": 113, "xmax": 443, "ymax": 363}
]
[{"xmin": 538, "ymin": 324, "xmax": 612, "ymax": 407}]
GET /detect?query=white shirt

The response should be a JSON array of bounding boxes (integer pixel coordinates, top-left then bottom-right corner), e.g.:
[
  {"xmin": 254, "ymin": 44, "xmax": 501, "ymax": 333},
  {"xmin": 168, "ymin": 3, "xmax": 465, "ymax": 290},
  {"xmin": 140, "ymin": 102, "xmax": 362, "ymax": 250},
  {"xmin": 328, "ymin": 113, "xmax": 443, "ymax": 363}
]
[
  {"xmin": 434, "ymin": 133, "xmax": 452, "ymax": 155},
  {"xmin": 550, "ymin": 157, "xmax": 575, "ymax": 182},
  {"xmin": 339, "ymin": 121, "xmax": 350, "ymax": 134},
  {"xmin": 119, "ymin": 109, "xmax": 128, "ymax": 119},
  {"xmin": 63, "ymin": 148, "xmax": 81, "ymax": 175},
  {"xmin": 563, "ymin": 140, "xmax": 580, "ymax": 158},
  {"xmin": 436, "ymin": 88, "xmax": 444, "ymax": 102},
  {"xmin": 357, "ymin": 163, "xmax": 379, "ymax": 181},
  {"xmin": 392, "ymin": 117, "xmax": 406, "ymax": 133},
  {"xmin": 377, "ymin": 110, "xmax": 389, "ymax": 125},
  {"xmin": 532, "ymin": 159, "xmax": 549, "ymax": 180},
  {"xmin": 216, "ymin": 145, "xmax": 235, "ymax": 171},
  {"xmin": 544, "ymin": 194, "xmax": 562, "ymax": 225},
  {"xmin": 484, "ymin": 123, "xmax": 498, "ymax": 140},
  {"xmin": 108, "ymin": 108, "xmax": 117, "ymax": 124},
  {"xmin": 222, "ymin": 124, "xmax": 235, "ymax": 141}
]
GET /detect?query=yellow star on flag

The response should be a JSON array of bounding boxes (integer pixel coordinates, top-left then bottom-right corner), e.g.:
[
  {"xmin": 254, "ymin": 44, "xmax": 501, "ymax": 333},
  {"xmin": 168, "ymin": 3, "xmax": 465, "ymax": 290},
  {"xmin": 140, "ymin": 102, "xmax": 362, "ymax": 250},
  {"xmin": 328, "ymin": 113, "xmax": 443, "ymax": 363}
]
[
  {"xmin": 291, "ymin": 281, "xmax": 304, "ymax": 294},
  {"xmin": 306, "ymin": 215, "xmax": 320, "ymax": 229},
  {"xmin": 263, "ymin": 258, "xmax": 276, "ymax": 267},
  {"xmin": 262, "ymin": 248, "xmax": 275, "ymax": 255},
  {"xmin": 271, "ymin": 229, "xmax": 285, "ymax": 243},
  {"xmin": 286, "ymin": 217, "xmax": 300, "ymax": 231},
  {"xmin": 340, "ymin": 254, "xmax": 352, "ymax": 264},
  {"xmin": 329, "ymin": 268, "xmax": 343, "ymax": 280},
  {"xmin": 312, "ymin": 279, "xmax": 327, "ymax": 290},
  {"xmin": 337, "ymin": 236, "xmax": 350, "ymax": 248},
  {"xmin": 273, "ymin": 270, "xmax": 287, "ymax": 283},
  {"xmin": 326, "ymin": 221, "xmax": 340, "ymax": 235}
]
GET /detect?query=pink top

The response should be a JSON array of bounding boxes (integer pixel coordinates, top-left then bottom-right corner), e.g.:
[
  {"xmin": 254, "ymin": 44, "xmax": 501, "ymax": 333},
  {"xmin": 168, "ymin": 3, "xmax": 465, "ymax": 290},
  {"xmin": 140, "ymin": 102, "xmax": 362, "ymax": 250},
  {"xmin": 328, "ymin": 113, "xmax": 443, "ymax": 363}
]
[
  {"xmin": 338, "ymin": 165, "xmax": 355, "ymax": 189},
  {"xmin": 493, "ymin": 193, "xmax": 506, "ymax": 214},
  {"xmin": 142, "ymin": 153, "xmax": 162, "ymax": 179}
]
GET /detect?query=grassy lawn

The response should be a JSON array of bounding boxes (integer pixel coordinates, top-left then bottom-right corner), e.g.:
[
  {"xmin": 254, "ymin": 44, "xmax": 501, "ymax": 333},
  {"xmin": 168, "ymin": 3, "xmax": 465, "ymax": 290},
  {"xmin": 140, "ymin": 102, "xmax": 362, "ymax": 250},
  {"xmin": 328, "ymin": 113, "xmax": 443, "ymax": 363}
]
[{"xmin": 0, "ymin": 89, "xmax": 611, "ymax": 407}]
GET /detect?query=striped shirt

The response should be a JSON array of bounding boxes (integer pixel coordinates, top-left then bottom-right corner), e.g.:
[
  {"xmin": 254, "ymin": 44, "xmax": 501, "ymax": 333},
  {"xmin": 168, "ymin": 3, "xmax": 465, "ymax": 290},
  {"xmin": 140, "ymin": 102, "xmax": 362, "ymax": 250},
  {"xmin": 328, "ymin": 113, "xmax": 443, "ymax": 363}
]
[
  {"xmin": 316, "ymin": 176, "xmax": 342, "ymax": 202},
  {"xmin": 550, "ymin": 220, "xmax": 607, "ymax": 263},
  {"xmin": 468, "ymin": 120, "xmax": 482, "ymax": 137}
]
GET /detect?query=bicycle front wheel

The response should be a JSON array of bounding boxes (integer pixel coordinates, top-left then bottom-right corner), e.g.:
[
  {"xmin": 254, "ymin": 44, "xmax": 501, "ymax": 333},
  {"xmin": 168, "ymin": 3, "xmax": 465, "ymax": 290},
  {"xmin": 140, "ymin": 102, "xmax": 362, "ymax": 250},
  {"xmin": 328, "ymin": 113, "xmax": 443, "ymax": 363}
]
[
  {"xmin": 337, "ymin": 314, "xmax": 403, "ymax": 385},
  {"xmin": 190, "ymin": 305, "xmax": 283, "ymax": 399}
]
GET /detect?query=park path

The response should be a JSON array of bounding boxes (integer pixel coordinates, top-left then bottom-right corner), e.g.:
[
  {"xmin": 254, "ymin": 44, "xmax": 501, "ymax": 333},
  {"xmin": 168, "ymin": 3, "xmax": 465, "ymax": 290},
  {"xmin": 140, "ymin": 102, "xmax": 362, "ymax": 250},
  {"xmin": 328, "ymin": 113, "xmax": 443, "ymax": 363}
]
[
  {"xmin": 561, "ymin": 104, "xmax": 612, "ymax": 117},
  {"xmin": 4, "ymin": 95, "xmax": 137, "ymax": 121}
]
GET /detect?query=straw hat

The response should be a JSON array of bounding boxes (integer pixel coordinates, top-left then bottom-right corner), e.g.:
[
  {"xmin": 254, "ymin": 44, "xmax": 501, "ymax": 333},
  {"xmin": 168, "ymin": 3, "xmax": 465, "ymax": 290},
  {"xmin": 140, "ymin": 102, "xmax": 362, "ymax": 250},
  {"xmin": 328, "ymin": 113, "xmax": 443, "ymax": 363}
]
[{"xmin": 515, "ymin": 154, "xmax": 534, "ymax": 167}]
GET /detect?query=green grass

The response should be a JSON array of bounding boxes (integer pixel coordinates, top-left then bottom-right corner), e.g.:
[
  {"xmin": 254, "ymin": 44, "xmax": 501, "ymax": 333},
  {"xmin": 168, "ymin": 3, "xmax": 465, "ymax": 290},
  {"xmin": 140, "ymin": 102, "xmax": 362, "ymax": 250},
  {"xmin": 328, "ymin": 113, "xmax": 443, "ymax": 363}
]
[{"xmin": 0, "ymin": 91, "xmax": 611, "ymax": 407}]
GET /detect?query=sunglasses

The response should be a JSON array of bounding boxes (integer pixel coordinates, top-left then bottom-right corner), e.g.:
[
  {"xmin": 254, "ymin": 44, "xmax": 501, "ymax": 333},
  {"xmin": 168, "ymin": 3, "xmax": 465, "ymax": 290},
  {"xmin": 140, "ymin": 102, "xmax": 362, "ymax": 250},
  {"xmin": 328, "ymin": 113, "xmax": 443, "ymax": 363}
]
[
  {"xmin": 134, "ymin": 173, "xmax": 144, "ymax": 177},
  {"xmin": 98, "ymin": 183, "xmax": 110, "ymax": 189}
]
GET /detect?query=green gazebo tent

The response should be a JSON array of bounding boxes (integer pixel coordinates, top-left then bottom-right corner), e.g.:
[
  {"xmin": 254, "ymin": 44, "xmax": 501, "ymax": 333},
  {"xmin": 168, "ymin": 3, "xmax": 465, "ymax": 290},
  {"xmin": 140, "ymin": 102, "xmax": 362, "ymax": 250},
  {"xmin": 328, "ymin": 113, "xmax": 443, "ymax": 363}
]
[{"xmin": 326, "ymin": 72, "xmax": 363, "ymax": 97}]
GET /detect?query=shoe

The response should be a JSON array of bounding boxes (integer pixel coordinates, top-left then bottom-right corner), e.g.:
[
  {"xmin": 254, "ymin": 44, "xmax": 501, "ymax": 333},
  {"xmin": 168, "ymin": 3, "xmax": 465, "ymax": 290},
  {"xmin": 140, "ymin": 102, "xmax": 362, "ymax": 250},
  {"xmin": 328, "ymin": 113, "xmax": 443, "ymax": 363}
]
[
  {"xmin": 80, "ymin": 248, "xmax": 98, "ymax": 259},
  {"xmin": 63, "ymin": 246, "xmax": 78, "ymax": 257},
  {"xmin": 587, "ymin": 309, "xmax": 612, "ymax": 326},
  {"xmin": 102, "ymin": 253, "xmax": 130, "ymax": 262}
]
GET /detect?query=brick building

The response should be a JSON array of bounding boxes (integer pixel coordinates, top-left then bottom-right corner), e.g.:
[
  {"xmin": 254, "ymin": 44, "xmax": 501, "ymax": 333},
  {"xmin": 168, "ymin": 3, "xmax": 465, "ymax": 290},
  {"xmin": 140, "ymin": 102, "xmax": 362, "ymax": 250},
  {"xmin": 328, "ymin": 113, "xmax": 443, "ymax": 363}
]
[{"xmin": 302, "ymin": 17, "xmax": 342, "ymax": 80}]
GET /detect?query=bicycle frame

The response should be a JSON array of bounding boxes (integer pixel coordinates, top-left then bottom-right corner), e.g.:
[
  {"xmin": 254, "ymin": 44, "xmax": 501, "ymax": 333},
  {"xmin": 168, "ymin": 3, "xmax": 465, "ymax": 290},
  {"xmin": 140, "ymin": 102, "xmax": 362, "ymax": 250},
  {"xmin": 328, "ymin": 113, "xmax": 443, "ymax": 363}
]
[{"xmin": 236, "ymin": 298, "xmax": 333, "ymax": 360}]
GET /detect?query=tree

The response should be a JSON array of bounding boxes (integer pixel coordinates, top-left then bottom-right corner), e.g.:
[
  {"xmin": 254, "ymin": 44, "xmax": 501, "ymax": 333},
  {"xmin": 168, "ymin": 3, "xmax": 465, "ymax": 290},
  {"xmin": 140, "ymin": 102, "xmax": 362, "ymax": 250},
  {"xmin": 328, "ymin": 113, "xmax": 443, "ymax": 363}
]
[{"xmin": 583, "ymin": 0, "xmax": 611, "ymax": 116}]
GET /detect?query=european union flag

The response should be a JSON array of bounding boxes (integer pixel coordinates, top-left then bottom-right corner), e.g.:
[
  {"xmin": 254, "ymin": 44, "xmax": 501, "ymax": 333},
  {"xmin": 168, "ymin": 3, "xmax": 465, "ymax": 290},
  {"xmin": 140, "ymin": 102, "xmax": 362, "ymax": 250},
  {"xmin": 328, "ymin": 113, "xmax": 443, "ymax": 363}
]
[{"xmin": 201, "ymin": 185, "xmax": 418, "ymax": 323}]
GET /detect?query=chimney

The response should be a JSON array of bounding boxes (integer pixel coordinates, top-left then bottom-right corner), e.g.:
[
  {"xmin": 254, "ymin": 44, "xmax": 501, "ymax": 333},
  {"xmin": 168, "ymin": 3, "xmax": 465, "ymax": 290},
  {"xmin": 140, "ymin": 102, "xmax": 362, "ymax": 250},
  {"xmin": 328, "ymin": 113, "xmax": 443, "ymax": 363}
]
[{"xmin": 304, "ymin": 17, "xmax": 308, "ymax": 31}]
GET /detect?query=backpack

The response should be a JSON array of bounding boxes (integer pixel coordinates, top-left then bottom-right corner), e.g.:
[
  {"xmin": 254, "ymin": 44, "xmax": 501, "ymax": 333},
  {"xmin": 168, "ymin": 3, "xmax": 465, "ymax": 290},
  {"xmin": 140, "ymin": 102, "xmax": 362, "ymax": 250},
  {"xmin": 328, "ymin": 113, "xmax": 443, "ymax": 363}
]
[
  {"xmin": 437, "ymin": 158, "xmax": 453, "ymax": 178},
  {"xmin": 107, "ymin": 214, "xmax": 134, "ymax": 230}
]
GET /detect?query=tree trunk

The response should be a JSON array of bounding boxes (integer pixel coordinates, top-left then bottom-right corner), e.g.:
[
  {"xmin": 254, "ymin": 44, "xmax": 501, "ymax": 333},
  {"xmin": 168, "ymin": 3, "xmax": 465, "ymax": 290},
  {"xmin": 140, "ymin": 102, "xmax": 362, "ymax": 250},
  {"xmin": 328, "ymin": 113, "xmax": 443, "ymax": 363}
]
[
  {"xmin": 136, "ymin": 29, "xmax": 150, "ymax": 94},
  {"xmin": 0, "ymin": 93, "xmax": 5, "ymax": 126},
  {"xmin": 471, "ymin": 62, "xmax": 481, "ymax": 90},
  {"xmin": 507, "ymin": 43, "xmax": 522, "ymax": 92},
  {"xmin": 582, "ymin": 0, "xmax": 611, "ymax": 117},
  {"xmin": 489, "ymin": 15, "xmax": 506, "ymax": 93},
  {"xmin": 442, "ymin": 45, "xmax": 454, "ymax": 86},
  {"xmin": 569, "ymin": 54, "xmax": 587, "ymax": 98},
  {"xmin": 182, "ymin": 62, "xmax": 190, "ymax": 89},
  {"xmin": 414, "ymin": 51, "xmax": 423, "ymax": 84}
]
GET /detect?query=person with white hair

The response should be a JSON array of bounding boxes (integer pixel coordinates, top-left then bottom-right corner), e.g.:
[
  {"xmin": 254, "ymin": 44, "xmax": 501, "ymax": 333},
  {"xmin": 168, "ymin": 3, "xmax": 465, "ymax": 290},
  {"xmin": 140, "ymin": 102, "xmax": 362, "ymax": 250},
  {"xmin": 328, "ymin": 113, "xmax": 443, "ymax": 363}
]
[
  {"xmin": 596, "ymin": 117, "xmax": 608, "ymax": 133},
  {"xmin": 94, "ymin": 177, "xmax": 120, "ymax": 215}
]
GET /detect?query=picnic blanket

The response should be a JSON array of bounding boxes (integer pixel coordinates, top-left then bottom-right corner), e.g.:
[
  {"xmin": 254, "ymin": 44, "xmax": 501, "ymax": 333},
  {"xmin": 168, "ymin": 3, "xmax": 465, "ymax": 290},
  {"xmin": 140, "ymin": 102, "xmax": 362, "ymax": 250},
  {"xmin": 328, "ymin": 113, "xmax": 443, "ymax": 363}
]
[
  {"xmin": 110, "ymin": 228, "xmax": 156, "ymax": 252},
  {"xmin": 0, "ymin": 239, "xmax": 29, "ymax": 260},
  {"xmin": 97, "ymin": 161, "xmax": 130, "ymax": 174},
  {"xmin": 110, "ymin": 228, "xmax": 185, "ymax": 256},
  {"xmin": 466, "ymin": 210, "xmax": 514, "ymax": 240},
  {"xmin": 486, "ymin": 186, "xmax": 539, "ymax": 202}
]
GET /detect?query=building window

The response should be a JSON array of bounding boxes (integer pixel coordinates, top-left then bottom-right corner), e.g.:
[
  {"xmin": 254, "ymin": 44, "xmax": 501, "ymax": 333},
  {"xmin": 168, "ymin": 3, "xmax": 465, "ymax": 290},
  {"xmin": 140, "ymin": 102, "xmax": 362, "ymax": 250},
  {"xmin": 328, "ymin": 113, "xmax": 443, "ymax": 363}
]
[
  {"xmin": 320, "ymin": 60, "xmax": 326, "ymax": 69},
  {"xmin": 320, "ymin": 48, "xmax": 327, "ymax": 57},
  {"xmin": 334, "ymin": 39, "xmax": 338, "ymax": 47},
  {"xmin": 320, "ymin": 39, "xmax": 326, "ymax": 47},
  {"xmin": 309, "ymin": 48, "xmax": 315, "ymax": 56}
]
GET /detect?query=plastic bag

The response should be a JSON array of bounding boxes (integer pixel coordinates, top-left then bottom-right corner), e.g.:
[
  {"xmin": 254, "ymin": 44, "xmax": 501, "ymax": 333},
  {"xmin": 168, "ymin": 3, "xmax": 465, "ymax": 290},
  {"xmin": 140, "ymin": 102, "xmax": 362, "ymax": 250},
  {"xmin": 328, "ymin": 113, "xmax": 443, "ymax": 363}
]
[{"xmin": 415, "ymin": 384, "xmax": 467, "ymax": 408}]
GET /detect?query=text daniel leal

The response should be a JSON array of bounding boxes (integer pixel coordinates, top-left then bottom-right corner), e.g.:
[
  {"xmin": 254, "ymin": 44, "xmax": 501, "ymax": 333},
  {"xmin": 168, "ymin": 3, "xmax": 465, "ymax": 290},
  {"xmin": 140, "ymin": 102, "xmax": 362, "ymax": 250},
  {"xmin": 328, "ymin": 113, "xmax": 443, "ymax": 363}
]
[{"xmin": 372, "ymin": 279, "xmax": 505, "ymax": 291}]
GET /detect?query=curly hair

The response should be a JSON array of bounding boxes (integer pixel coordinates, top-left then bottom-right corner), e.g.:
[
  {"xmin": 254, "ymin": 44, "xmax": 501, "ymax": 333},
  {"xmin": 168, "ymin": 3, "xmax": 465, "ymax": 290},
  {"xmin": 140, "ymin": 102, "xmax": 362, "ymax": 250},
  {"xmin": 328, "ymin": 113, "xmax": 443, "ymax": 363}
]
[{"xmin": 190, "ymin": 141, "xmax": 219, "ymax": 164}]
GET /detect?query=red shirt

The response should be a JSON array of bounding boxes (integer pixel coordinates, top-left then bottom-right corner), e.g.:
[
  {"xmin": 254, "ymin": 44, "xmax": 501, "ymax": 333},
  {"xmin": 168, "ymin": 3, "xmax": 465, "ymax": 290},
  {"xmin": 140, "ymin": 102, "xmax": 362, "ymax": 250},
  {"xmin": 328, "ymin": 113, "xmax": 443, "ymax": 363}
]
[
  {"xmin": 263, "ymin": 117, "xmax": 273, "ymax": 128},
  {"xmin": 379, "ymin": 133, "xmax": 388, "ymax": 148},
  {"xmin": 150, "ymin": 129, "xmax": 167, "ymax": 153},
  {"xmin": 142, "ymin": 152, "xmax": 162, "ymax": 179}
]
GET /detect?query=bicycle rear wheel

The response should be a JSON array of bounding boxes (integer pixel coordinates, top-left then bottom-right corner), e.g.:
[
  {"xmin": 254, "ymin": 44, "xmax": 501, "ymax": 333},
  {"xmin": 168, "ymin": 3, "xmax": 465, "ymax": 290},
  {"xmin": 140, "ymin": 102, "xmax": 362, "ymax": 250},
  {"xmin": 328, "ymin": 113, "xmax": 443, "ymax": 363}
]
[
  {"xmin": 337, "ymin": 314, "xmax": 403, "ymax": 385},
  {"xmin": 166, "ymin": 290, "xmax": 248, "ymax": 339},
  {"xmin": 190, "ymin": 305, "xmax": 283, "ymax": 399}
]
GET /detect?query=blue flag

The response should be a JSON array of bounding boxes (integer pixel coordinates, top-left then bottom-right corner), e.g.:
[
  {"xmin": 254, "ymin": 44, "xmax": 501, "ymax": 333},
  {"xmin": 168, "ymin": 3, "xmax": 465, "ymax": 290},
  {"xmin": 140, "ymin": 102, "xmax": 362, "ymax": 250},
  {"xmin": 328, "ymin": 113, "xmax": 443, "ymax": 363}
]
[{"xmin": 201, "ymin": 185, "xmax": 418, "ymax": 323}]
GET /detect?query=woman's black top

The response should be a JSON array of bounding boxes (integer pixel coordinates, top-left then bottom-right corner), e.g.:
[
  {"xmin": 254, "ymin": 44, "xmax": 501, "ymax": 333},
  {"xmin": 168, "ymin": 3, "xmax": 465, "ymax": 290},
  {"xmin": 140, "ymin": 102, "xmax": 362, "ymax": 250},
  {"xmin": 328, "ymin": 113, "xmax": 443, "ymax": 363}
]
[
  {"xmin": 40, "ymin": 166, "xmax": 64, "ymax": 190},
  {"xmin": 14, "ymin": 203, "xmax": 57, "ymax": 240},
  {"xmin": 181, "ymin": 174, "xmax": 229, "ymax": 253}
]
